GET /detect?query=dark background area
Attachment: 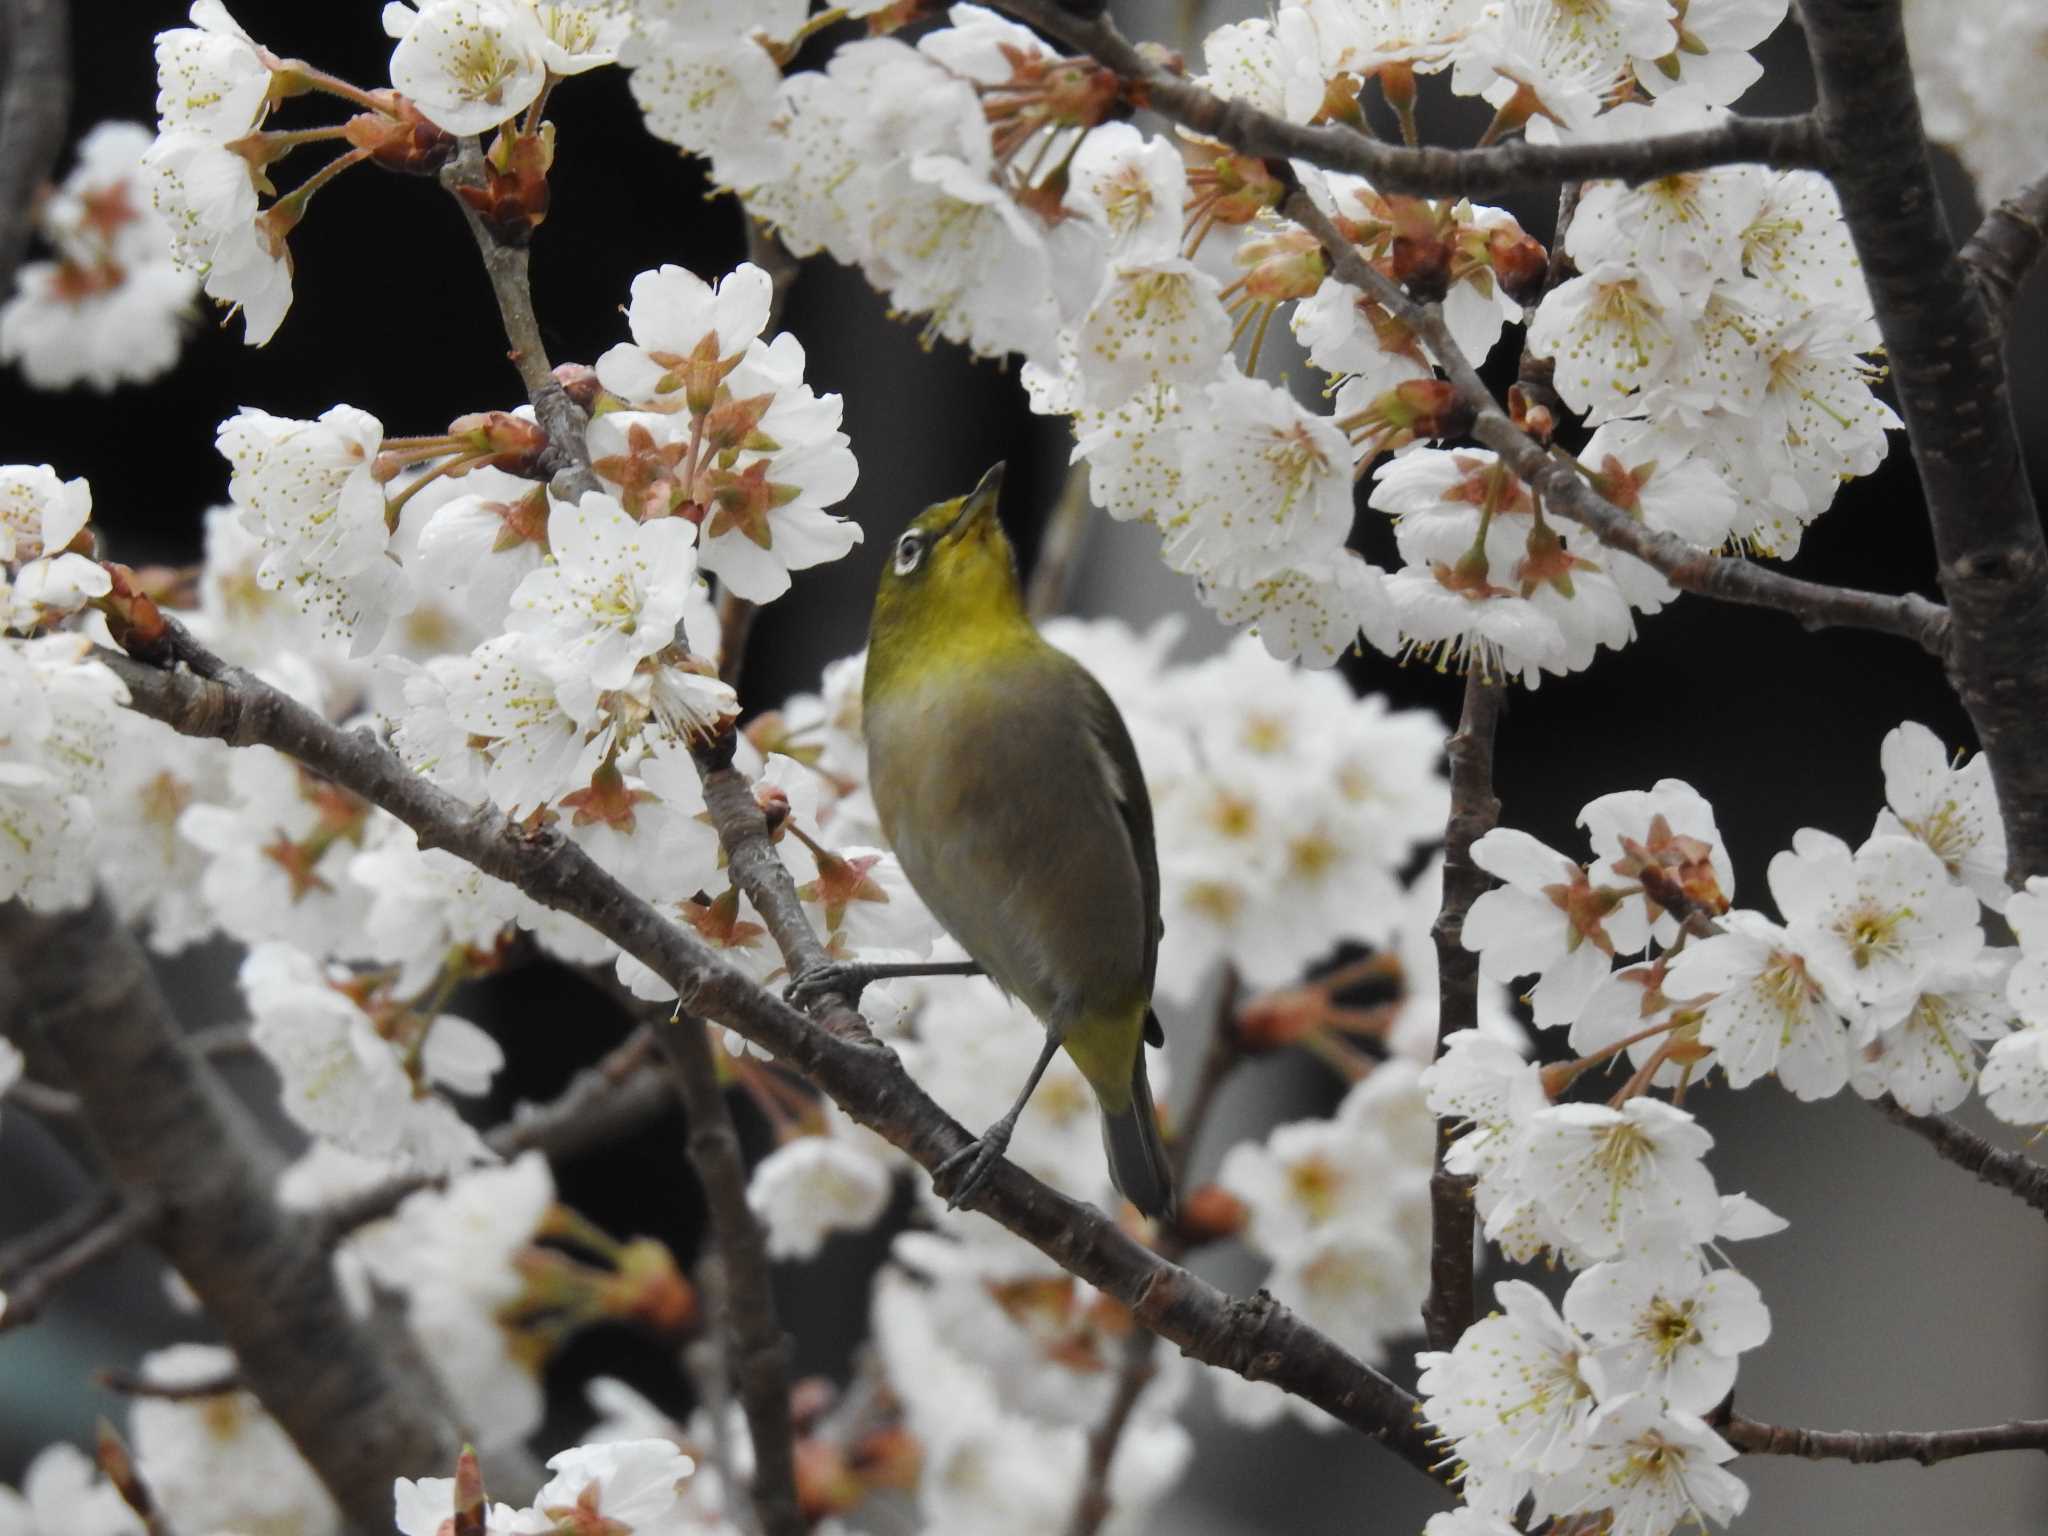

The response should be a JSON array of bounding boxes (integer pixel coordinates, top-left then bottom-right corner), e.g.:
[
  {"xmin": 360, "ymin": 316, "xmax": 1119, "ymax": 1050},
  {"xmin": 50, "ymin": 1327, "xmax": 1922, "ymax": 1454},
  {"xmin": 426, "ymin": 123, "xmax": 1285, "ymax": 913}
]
[{"xmin": 2, "ymin": 3, "xmax": 2044, "ymax": 1532}]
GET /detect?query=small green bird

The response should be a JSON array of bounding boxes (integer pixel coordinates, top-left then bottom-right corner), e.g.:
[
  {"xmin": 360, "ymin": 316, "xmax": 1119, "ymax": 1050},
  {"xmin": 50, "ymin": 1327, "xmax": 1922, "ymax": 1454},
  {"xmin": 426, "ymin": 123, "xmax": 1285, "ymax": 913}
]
[{"xmin": 861, "ymin": 463, "xmax": 1174, "ymax": 1218}]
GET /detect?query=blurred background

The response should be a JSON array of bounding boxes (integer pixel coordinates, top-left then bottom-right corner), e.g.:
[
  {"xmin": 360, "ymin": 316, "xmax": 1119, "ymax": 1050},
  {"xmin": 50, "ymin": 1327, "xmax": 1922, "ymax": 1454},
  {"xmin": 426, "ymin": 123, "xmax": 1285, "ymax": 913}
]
[{"xmin": 1, "ymin": 2, "xmax": 2044, "ymax": 1532}]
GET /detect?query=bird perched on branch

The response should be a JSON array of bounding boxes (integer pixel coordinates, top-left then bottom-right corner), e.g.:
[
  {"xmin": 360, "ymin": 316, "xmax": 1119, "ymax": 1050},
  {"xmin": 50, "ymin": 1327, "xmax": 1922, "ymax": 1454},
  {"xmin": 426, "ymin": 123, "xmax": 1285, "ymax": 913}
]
[{"xmin": 846, "ymin": 462, "xmax": 1174, "ymax": 1218}]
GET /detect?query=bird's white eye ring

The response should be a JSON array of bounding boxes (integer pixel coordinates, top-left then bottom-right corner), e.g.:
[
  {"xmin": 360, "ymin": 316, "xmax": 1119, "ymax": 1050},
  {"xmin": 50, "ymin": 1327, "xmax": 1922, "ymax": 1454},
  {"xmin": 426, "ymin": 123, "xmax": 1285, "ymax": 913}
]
[{"xmin": 894, "ymin": 532, "xmax": 925, "ymax": 575}]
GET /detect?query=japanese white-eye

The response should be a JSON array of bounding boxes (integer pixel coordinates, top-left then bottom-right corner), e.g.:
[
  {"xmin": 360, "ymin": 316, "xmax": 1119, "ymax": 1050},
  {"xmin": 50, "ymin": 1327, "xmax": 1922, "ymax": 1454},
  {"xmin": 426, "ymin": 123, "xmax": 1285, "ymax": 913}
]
[{"xmin": 859, "ymin": 463, "xmax": 1173, "ymax": 1218}]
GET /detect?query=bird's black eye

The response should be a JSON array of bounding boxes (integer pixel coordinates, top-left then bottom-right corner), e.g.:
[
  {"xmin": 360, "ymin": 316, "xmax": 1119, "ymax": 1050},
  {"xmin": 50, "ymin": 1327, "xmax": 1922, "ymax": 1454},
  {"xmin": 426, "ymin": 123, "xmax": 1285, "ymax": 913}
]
[{"xmin": 893, "ymin": 531, "xmax": 926, "ymax": 575}]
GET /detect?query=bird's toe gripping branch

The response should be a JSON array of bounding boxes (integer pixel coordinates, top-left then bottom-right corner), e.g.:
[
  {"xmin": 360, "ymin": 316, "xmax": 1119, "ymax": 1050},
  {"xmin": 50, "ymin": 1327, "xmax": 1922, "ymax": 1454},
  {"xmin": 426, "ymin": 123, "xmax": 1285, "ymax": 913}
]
[{"xmin": 783, "ymin": 958, "xmax": 984, "ymax": 1010}]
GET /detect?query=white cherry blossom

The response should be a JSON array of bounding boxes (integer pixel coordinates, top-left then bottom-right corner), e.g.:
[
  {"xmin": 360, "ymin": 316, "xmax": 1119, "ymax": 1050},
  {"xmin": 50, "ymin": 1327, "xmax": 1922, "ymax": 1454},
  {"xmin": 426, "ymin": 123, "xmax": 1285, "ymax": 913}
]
[
  {"xmin": 1563, "ymin": 1251, "xmax": 1771, "ymax": 1413},
  {"xmin": 1535, "ymin": 1393, "xmax": 1748, "ymax": 1536},
  {"xmin": 1872, "ymin": 719, "xmax": 2009, "ymax": 911},
  {"xmin": 386, "ymin": 0, "xmax": 548, "ymax": 135},
  {"xmin": 1769, "ymin": 828, "xmax": 1982, "ymax": 1013}
]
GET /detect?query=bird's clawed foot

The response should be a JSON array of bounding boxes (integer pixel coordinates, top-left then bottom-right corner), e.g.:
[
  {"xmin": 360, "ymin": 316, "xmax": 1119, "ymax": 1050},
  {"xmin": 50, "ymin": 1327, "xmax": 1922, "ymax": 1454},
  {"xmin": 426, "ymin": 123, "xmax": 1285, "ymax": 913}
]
[
  {"xmin": 784, "ymin": 958, "xmax": 984, "ymax": 1012},
  {"xmin": 784, "ymin": 960, "xmax": 876, "ymax": 1010},
  {"xmin": 933, "ymin": 1114, "xmax": 1017, "ymax": 1210}
]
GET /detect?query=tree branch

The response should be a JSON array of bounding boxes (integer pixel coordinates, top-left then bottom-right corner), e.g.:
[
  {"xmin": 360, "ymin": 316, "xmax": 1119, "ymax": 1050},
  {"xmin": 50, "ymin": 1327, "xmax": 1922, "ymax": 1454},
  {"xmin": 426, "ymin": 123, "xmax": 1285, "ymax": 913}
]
[
  {"xmin": 1277, "ymin": 185, "xmax": 1953, "ymax": 656},
  {"xmin": 1724, "ymin": 1412, "xmax": 2048, "ymax": 1466},
  {"xmin": 1871, "ymin": 1094, "xmax": 2048, "ymax": 1219},
  {"xmin": 1423, "ymin": 670, "xmax": 1503, "ymax": 1352},
  {"xmin": 0, "ymin": 1191, "xmax": 155, "ymax": 1331},
  {"xmin": 102, "ymin": 633, "xmax": 1441, "ymax": 1481},
  {"xmin": 0, "ymin": 0, "xmax": 71, "ymax": 299},
  {"xmin": 0, "ymin": 894, "xmax": 481, "ymax": 1530},
  {"xmin": 692, "ymin": 732, "xmax": 879, "ymax": 1049},
  {"xmin": 653, "ymin": 1014, "xmax": 802, "ymax": 1536},
  {"xmin": 1798, "ymin": 0, "xmax": 2048, "ymax": 878},
  {"xmin": 438, "ymin": 139, "xmax": 598, "ymax": 500},
  {"xmin": 1960, "ymin": 169, "xmax": 2048, "ymax": 330},
  {"xmin": 319, "ymin": 1023, "xmax": 674, "ymax": 1239},
  {"xmin": 986, "ymin": 0, "xmax": 1824, "ymax": 197}
]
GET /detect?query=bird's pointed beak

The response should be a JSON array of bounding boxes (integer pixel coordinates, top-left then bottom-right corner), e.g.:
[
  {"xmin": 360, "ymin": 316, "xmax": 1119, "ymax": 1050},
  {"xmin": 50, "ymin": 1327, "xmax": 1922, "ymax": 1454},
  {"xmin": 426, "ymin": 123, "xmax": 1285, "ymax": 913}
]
[{"xmin": 951, "ymin": 461, "xmax": 1006, "ymax": 537}]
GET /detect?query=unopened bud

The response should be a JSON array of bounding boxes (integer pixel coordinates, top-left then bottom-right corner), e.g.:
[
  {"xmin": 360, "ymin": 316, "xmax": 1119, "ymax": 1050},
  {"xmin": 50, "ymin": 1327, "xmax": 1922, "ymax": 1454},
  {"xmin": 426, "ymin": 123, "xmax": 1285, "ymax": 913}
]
[
  {"xmin": 1175, "ymin": 1183, "xmax": 1249, "ymax": 1245},
  {"xmin": 1234, "ymin": 985, "xmax": 1324, "ymax": 1051},
  {"xmin": 1488, "ymin": 228, "xmax": 1552, "ymax": 307},
  {"xmin": 344, "ymin": 95, "xmax": 457, "ymax": 176},
  {"xmin": 450, "ymin": 409, "xmax": 551, "ymax": 475},
  {"xmin": 790, "ymin": 1376, "xmax": 838, "ymax": 1431},
  {"xmin": 610, "ymin": 1237, "xmax": 699, "ymax": 1337},
  {"xmin": 553, "ymin": 361, "xmax": 602, "ymax": 411},
  {"xmin": 755, "ymin": 782, "xmax": 792, "ymax": 836},
  {"xmin": 794, "ymin": 1438, "xmax": 863, "ymax": 1519},
  {"xmin": 452, "ymin": 1446, "xmax": 487, "ymax": 1536},
  {"xmin": 96, "ymin": 563, "xmax": 168, "ymax": 650},
  {"xmin": 849, "ymin": 1424, "xmax": 922, "ymax": 1490},
  {"xmin": 1386, "ymin": 195, "xmax": 1450, "ymax": 302}
]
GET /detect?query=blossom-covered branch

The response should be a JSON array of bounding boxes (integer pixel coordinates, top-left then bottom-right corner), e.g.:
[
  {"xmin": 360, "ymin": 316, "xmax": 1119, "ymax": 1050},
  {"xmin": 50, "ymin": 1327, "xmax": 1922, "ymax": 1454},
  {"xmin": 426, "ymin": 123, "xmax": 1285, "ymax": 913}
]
[
  {"xmin": 100, "ymin": 635, "xmax": 1443, "ymax": 1480},
  {"xmin": 1872, "ymin": 1094, "xmax": 2048, "ymax": 1220},
  {"xmin": 318, "ymin": 1024, "xmax": 673, "ymax": 1238},
  {"xmin": 1959, "ymin": 169, "xmax": 2048, "ymax": 328},
  {"xmin": 1799, "ymin": 0, "xmax": 2048, "ymax": 877},
  {"xmin": 1423, "ymin": 670, "xmax": 1503, "ymax": 1350},
  {"xmin": 1277, "ymin": 186, "xmax": 1954, "ymax": 656},
  {"xmin": 1723, "ymin": 1413, "xmax": 2048, "ymax": 1466},
  {"xmin": 0, "ymin": 894, "xmax": 474, "ymax": 1530},
  {"xmin": 987, "ymin": 0, "xmax": 1825, "ymax": 196}
]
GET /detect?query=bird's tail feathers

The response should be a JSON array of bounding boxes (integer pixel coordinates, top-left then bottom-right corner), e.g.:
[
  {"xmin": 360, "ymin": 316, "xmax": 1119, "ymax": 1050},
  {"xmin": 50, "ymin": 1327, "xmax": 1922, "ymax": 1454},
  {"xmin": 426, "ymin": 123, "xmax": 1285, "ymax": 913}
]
[{"xmin": 1101, "ymin": 1052, "xmax": 1174, "ymax": 1221}]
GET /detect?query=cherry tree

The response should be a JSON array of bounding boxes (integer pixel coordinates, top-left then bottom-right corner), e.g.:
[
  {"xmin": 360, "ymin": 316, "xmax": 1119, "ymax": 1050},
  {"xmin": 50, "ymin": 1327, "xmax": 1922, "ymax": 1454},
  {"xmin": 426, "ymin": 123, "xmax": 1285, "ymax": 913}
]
[{"xmin": 1, "ymin": 1, "xmax": 2046, "ymax": 1533}]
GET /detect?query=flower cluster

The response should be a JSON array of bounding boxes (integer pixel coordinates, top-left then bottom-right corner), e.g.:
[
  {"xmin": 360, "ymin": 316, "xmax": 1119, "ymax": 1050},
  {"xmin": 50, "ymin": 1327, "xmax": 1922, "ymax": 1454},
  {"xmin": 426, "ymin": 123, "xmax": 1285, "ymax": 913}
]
[
  {"xmin": 594, "ymin": 0, "xmax": 1905, "ymax": 684},
  {"xmin": 1419, "ymin": 719, "xmax": 2035, "ymax": 1534},
  {"xmin": 0, "ymin": 122, "xmax": 196, "ymax": 390}
]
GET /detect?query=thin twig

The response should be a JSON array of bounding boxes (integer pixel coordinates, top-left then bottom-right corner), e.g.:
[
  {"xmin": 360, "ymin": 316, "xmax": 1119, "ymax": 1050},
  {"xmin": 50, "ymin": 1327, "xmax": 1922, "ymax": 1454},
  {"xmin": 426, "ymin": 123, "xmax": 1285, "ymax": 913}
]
[
  {"xmin": 985, "ymin": 0, "xmax": 1825, "ymax": 197},
  {"xmin": 0, "ymin": 1192, "xmax": 157, "ymax": 1332},
  {"xmin": 682, "ymin": 1256, "xmax": 755, "ymax": 1536},
  {"xmin": 438, "ymin": 139, "xmax": 597, "ymax": 500},
  {"xmin": 1422, "ymin": 669, "xmax": 1503, "ymax": 1351},
  {"xmin": 95, "ymin": 1367, "xmax": 246, "ymax": 1401},
  {"xmin": 1872, "ymin": 1094, "xmax": 2048, "ymax": 1220},
  {"xmin": 1960, "ymin": 169, "xmax": 2048, "ymax": 330},
  {"xmin": 1724, "ymin": 1413, "xmax": 2048, "ymax": 1466},
  {"xmin": 1067, "ymin": 968, "xmax": 1241, "ymax": 1536},
  {"xmin": 321, "ymin": 1024, "xmax": 672, "ymax": 1238},
  {"xmin": 5, "ymin": 1076, "xmax": 79, "ymax": 1117},
  {"xmin": 1026, "ymin": 460, "xmax": 1096, "ymax": 621},
  {"xmin": 654, "ymin": 1014, "xmax": 803, "ymax": 1536},
  {"xmin": 0, "ymin": 0, "xmax": 71, "ymax": 297},
  {"xmin": 1064, "ymin": 1329, "xmax": 1159, "ymax": 1536},
  {"xmin": 104, "ymin": 628, "xmax": 1440, "ymax": 1479},
  {"xmin": 0, "ymin": 1188, "xmax": 119, "ymax": 1289},
  {"xmin": 183, "ymin": 1021, "xmax": 255, "ymax": 1057}
]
